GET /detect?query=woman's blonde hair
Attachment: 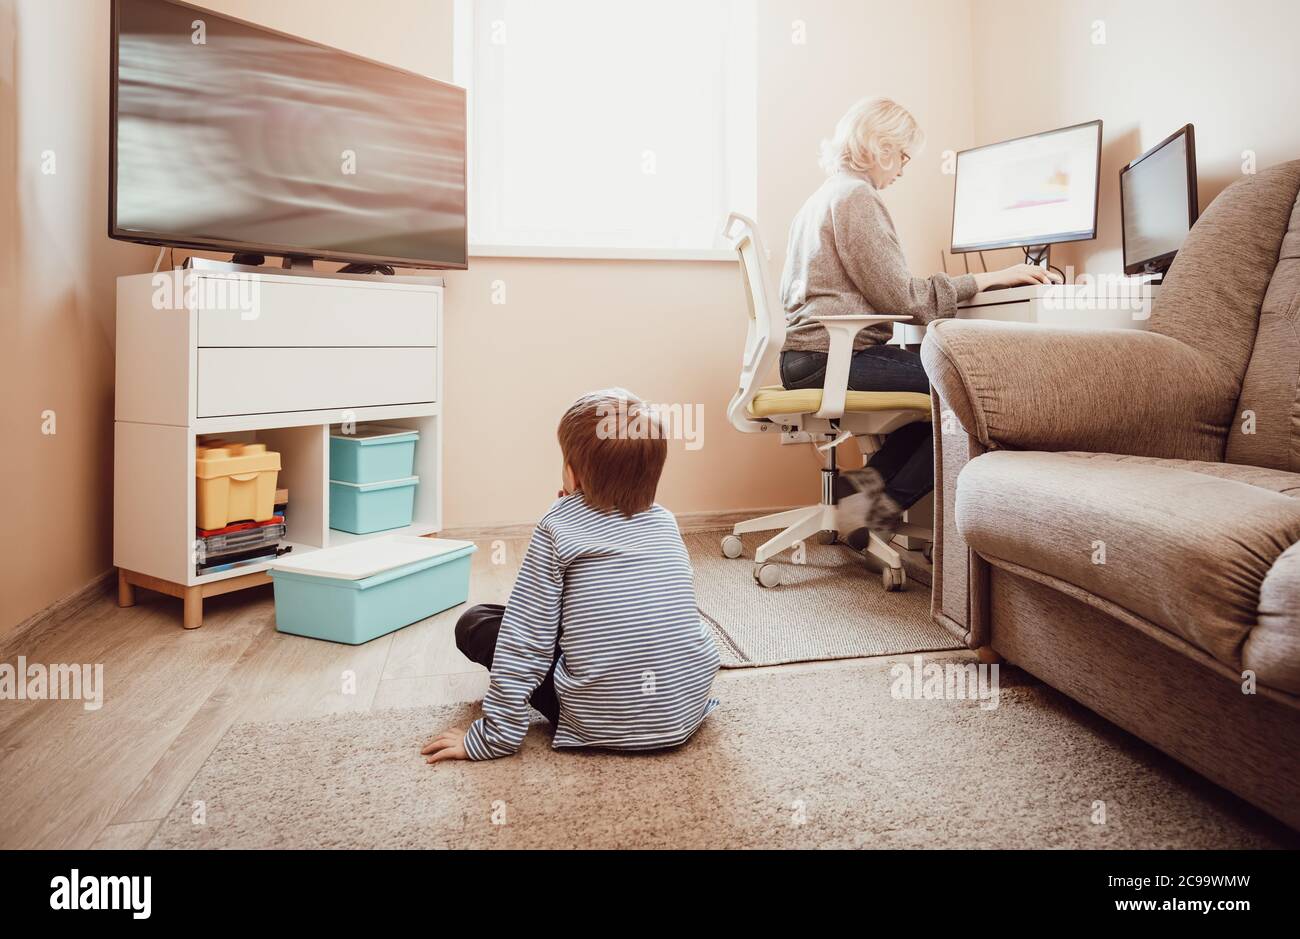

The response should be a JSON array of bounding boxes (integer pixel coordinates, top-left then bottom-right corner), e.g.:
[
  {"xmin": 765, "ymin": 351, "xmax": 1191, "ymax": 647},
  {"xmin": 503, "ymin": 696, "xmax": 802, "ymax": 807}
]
[{"xmin": 819, "ymin": 97, "xmax": 925, "ymax": 176}]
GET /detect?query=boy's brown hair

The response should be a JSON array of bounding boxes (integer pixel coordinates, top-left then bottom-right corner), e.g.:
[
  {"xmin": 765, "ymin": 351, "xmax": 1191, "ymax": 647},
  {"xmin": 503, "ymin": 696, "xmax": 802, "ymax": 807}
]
[{"xmin": 558, "ymin": 389, "xmax": 667, "ymax": 517}]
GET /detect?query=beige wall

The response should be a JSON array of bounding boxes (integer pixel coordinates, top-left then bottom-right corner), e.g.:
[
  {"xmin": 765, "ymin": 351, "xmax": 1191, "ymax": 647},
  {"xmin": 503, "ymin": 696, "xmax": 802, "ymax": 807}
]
[
  {"xmin": 201, "ymin": 0, "xmax": 978, "ymax": 530},
  {"xmin": 0, "ymin": 0, "xmax": 984, "ymax": 635},
  {"xmin": 10, "ymin": 0, "xmax": 1297, "ymax": 634},
  {"xmin": 968, "ymin": 0, "xmax": 1300, "ymax": 275},
  {"xmin": 27, "ymin": 1, "xmax": 1291, "ymax": 631},
  {"xmin": 0, "ymin": 0, "xmax": 156, "ymax": 632}
]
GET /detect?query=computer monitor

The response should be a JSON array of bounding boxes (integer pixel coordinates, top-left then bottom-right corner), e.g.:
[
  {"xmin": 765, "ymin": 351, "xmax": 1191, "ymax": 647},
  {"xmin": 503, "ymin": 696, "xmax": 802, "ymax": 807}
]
[
  {"xmin": 1119, "ymin": 124, "xmax": 1198, "ymax": 276},
  {"xmin": 950, "ymin": 120, "xmax": 1102, "ymax": 253}
]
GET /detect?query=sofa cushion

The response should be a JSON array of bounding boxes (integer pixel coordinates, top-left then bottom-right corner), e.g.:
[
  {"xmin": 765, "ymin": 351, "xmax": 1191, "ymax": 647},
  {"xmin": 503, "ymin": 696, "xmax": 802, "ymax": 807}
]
[
  {"xmin": 955, "ymin": 451, "xmax": 1300, "ymax": 687},
  {"xmin": 1057, "ymin": 451, "xmax": 1300, "ymax": 497}
]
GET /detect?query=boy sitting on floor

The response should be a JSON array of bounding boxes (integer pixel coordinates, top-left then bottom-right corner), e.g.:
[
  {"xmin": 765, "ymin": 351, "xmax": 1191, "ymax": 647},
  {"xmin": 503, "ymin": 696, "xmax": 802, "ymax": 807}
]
[{"xmin": 421, "ymin": 389, "xmax": 720, "ymax": 763}]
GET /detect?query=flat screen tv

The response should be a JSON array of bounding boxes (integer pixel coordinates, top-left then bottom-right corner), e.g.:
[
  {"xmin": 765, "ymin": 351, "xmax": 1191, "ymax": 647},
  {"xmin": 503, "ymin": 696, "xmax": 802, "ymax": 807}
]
[{"xmin": 110, "ymin": 0, "xmax": 467, "ymax": 270}]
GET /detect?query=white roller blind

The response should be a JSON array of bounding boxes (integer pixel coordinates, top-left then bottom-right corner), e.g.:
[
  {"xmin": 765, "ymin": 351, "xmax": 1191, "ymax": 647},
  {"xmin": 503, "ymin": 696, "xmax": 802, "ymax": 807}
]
[{"xmin": 454, "ymin": 0, "xmax": 756, "ymax": 256}]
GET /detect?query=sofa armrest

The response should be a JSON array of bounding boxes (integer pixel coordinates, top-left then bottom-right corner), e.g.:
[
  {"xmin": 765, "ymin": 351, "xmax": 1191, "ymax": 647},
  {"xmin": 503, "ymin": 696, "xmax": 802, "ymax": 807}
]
[{"xmin": 921, "ymin": 320, "xmax": 1238, "ymax": 460}]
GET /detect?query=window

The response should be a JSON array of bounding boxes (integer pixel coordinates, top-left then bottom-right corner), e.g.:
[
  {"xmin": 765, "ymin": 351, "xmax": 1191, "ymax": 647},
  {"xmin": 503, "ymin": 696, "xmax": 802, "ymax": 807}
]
[{"xmin": 453, "ymin": 0, "xmax": 756, "ymax": 259}]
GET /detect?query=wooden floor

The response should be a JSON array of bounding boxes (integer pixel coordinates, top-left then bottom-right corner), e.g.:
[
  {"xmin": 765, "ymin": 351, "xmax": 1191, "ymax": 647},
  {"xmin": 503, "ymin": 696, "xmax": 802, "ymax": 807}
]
[
  {"xmin": 0, "ymin": 528, "xmax": 949, "ymax": 849},
  {"xmin": 0, "ymin": 538, "xmax": 539, "ymax": 849}
]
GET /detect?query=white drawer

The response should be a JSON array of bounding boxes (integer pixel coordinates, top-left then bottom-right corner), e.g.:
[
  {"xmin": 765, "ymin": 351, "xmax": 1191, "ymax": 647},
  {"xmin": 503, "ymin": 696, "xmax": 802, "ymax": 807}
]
[
  {"xmin": 196, "ymin": 275, "xmax": 438, "ymax": 347},
  {"xmin": 197, "ymin": 348, "xmax": 437, "ymax": 417}
]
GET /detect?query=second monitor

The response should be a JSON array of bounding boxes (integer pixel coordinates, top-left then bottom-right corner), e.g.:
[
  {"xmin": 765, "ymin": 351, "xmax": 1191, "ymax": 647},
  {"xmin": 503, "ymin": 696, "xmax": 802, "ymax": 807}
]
[
  {"xmin": 1120, "ymin": 124, "xmax": 1199, "ymax": 277},
  {"xmin": 951, "ymin": 120, "xmax": 1103, "ymax": 254}
]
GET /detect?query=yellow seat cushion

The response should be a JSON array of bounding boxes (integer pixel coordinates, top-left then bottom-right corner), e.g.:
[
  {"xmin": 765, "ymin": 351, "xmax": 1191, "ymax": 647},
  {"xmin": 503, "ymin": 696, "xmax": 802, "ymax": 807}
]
[{"xmin": 747, "ymin": 385, "xmax": 932, "ymax": 419}]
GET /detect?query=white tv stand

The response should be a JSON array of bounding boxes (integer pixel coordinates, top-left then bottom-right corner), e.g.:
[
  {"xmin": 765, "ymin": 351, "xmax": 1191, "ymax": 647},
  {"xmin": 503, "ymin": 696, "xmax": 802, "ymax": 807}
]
[{"xmin": 113, "ymin": 266, "xmax": 444, "ymax": 629}]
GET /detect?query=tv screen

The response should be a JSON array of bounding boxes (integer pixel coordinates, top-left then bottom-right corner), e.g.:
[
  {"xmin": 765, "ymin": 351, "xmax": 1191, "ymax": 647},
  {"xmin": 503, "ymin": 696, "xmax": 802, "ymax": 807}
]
[{"xmin": 110, "ymin": 0, "xmax": 467, "ymax": 269}]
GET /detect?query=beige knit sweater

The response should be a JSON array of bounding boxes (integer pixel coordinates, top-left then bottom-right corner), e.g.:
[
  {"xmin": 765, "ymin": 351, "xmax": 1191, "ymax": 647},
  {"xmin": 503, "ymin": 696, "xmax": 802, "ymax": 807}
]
[{"xmin": 779, "ymin": 170, "xmax": 978, "ymax": 353}]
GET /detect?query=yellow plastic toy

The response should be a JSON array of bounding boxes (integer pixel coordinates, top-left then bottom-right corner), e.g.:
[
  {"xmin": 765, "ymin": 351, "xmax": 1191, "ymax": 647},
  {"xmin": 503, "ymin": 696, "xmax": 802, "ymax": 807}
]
[{"xmin": 196, "ymin": 442, "xmax": 282, "ymax": 531}]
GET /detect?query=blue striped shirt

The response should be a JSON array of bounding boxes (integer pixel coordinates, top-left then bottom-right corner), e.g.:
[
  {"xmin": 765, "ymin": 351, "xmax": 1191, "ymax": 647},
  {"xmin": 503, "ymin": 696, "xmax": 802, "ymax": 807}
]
[{"xmin": 463, "ymin": 495, "xmax": 720, "ymax": 760}]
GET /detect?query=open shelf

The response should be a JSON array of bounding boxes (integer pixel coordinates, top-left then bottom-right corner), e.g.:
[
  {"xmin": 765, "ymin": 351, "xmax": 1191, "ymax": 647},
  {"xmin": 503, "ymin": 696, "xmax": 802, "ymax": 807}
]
[
  {"xmin": 328, "ymin": 415, "xmax": 441, "ymax": 542},
  {"xmin": 190, "ymin": 525, "xmax": 439, "ymax": 586},
  {"xmin": 192, "ymin": 540, "xmax": 314, "ymax": 586},
  {"xmin": 188, "ymin": 414, "xmax": 442, "ymax": 585},
  {"xmin": 192, "ymin": 423, "xmax": 325, "ymax": 585}
]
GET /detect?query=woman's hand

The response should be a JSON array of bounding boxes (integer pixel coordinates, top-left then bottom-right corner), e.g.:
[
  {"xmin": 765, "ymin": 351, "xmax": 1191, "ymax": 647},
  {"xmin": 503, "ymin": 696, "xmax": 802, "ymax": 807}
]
[
  {"xmin": 974, "ymin": 263, "xmax": 1057, "ymax": 291},
  {"xmin": 421, "ymin": 727, "xmax": 469, "ymax": 764}
]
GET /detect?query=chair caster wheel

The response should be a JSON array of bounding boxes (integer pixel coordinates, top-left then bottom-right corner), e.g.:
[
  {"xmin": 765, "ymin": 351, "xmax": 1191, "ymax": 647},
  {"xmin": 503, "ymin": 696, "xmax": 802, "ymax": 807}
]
[
  {"xmin": 882, "ymin": 566, "xmax": 906, "ymax": 591},
  {"xmin": 820, "ymin": 530, "xmax": 839, "ymax": 545},
  {"xmin": 721, "ymin": 535, "xmax": 744, "ymax": 559},
  {"xmin": 754, "ymin": 563, "xmax": 782, "ymax": 588}
]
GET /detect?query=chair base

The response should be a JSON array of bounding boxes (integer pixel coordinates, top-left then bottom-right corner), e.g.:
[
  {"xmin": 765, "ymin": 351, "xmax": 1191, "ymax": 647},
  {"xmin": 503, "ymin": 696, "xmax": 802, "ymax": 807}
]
[
  {"xmin": 729, "ymin": 503, "xmax": 916, "ymax": 590},
  {"xmin": 725, "ymin": 443, "xmax": 932, "ymax": 591}
]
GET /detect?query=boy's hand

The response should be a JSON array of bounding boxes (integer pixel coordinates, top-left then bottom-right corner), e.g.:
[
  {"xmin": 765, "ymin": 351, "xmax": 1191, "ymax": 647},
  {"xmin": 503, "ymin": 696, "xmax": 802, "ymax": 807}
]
[{"xmin": 421, "ymin": 727, "xmax": 469, "ymax": 764}]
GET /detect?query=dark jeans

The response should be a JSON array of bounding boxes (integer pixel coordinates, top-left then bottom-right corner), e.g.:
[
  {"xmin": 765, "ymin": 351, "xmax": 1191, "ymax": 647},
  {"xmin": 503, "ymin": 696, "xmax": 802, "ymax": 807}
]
[
  {"xmin": 454, "ymin": 603, "xmax": 561, "ymax": 725},
  {"xmin": 780, "ymin": 345, "xmax": 933, "ymax": 510}
]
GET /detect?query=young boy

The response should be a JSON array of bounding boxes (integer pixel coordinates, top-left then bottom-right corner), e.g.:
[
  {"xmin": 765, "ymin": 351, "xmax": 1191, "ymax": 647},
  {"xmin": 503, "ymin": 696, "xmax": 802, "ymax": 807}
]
[{"xmin": 421, "ymin": 389, "xmax": 720, "ymax": 763}]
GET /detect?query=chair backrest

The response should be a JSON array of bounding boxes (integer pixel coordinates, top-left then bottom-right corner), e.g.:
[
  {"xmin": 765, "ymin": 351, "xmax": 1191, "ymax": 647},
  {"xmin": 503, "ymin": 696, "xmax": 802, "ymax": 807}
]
[{"xmin": 723, "ymin": 212, "xmax": 786, "ymax": 433}]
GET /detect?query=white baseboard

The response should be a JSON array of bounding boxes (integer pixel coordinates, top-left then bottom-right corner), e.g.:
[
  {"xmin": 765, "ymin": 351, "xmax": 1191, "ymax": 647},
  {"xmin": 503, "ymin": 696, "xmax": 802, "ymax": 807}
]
[
  {"xmin": 674, "ymin": 506, "xmax": 803, "ymax": 534},
  {"xmin": 3, "ymin": 569, "xmax": 116, "ymax": 652},
  {"xmin": 439, "ymin": 506, "xmax": 802, "ymax": 542}
]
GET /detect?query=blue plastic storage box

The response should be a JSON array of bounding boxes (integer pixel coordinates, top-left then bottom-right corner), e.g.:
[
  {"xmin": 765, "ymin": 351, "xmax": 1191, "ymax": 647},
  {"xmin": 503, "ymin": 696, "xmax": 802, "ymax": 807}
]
[
  {"xmin": 269, "ymin": 537, "xmax": 476, "ymax": 644},
  {"xmin": 330, "ymin": 475, "xmax": 418, "ymax": 534},
  {"xmin": 329, "ymin": 425, "xmax": 420, "ymax": 484}
]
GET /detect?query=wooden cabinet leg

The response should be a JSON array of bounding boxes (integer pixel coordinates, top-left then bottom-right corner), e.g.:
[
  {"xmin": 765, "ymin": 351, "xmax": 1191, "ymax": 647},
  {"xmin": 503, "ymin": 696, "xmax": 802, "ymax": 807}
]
[
  {"xmin": 976, "ymin": 645, "xmax": 1003, "ymax": 665},
  {"xmin": 117, "ymin": 570, "xmax": 136, "ymax": 608},
  {"xmin": 182, "ymin": 586, "xmax": 203, "ymax": 630}
]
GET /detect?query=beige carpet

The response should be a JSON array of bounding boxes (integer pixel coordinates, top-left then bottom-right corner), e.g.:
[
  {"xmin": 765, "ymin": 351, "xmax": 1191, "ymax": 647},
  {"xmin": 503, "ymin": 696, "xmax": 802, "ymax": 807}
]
[
  {"xmin": 149, "ymin": 655, "xmax": 1293, "ymax": 849},
  {"xmin": 687, "ymin": 531, "xmax": 959, "ymax": 667}
]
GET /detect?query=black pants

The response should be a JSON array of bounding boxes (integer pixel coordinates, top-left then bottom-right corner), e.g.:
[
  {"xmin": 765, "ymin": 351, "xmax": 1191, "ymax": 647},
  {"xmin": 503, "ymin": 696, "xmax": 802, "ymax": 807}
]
[
  {"xmin": 780, "ymin": 346, "xmax": 933, "ymax": 509},
  {"xmin": 454, "ymin": 603, "xmax": 562, "ymax": 725}
]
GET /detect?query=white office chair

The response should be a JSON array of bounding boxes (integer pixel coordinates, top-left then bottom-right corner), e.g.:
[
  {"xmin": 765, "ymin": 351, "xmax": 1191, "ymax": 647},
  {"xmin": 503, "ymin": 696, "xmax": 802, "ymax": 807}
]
[{"xmin": 721, "ymin": 212, "xmax": 933, "ymax": 590}]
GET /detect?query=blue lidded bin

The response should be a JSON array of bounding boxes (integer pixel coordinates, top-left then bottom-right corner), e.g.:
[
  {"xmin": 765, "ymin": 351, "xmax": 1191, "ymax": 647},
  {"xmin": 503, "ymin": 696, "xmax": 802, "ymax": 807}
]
[
  {"xmin": 329, "ymin": 475, "xmax": 418, "ymax": 534},
  {"xmin": 270, "ymin": 537, "xmax": 477, "ymax": 644},
  {"xmin": 329, "ymin": 425, "xmax": 420, "ymax": 484}
]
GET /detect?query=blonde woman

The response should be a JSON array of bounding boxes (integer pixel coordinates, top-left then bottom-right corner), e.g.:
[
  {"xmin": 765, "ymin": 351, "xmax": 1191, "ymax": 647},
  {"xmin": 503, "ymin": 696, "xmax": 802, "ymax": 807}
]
[{"xmin": 779, "ymin": 96, "xmax": 1051, "ymax": 539}]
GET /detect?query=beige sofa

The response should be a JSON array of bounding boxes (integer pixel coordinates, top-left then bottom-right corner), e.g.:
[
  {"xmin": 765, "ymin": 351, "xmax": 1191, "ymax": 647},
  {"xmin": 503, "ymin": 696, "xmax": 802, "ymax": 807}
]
[{"xmin": 922, "ymin": 160, "xmax": 1300, "ymax": 829}]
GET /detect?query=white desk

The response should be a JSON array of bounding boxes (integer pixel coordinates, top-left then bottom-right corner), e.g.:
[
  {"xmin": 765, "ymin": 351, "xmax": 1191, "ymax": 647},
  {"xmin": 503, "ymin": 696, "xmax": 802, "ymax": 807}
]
[{"xmin": 893, "ymin": 281, "xmax": 1160, "ymax": 346}]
